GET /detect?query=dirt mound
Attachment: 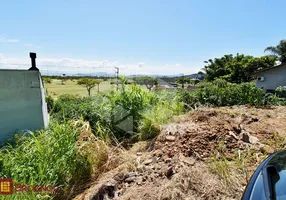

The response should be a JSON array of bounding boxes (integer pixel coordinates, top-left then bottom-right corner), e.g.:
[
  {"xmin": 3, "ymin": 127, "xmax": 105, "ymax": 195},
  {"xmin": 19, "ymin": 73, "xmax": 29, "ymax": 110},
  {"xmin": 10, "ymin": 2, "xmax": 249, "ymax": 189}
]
[
  {"xmin": 75, "ymin": 106, "xmax": 286, "ymax": 200},
  {"xmin": 156, "ymin": 109, "xmax": 264, "ymax": 160}
]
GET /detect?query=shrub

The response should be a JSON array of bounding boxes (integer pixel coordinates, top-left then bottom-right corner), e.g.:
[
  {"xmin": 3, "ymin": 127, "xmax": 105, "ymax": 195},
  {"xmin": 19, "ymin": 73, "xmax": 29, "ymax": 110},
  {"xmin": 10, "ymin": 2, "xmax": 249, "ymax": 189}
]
[
  {"xmin": 180, "ymin": 79, "xmax": 265, "ymax": 108},
  {"xmin": 51, "ymin": 85, "xmax": 184, "ymax": 141},
  {"xmin": 42, "ymin": 77, "xmax": 52, "ymax": 84},
  {"xmin": 275, "ymin": 86, "xmax": 286, "ymax": 97},
  {"xmin": 0, "ymin": 120, "xmax": 100, "ymax": 199},
  {"xmin": 139, "ymin": 99, "xmax": 183, "ymax": 140},
  {"xmin": 264, "ymin": 93, "xmax": 286, "ymax": 106},
  {"xmin": 45, "ymin": 95, "xmax": 54, "ymax": 112}
]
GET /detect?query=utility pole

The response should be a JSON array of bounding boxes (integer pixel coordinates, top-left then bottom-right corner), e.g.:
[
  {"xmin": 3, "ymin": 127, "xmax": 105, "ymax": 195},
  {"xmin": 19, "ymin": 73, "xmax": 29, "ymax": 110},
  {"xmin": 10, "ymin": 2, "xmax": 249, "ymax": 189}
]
[
  {"xmin": 115, "ymin": 67, "xmax": 119, "ymax": 91},
  {"xmin": 181, "ymin": 73, "xmax": 185, "ymax": 89}
]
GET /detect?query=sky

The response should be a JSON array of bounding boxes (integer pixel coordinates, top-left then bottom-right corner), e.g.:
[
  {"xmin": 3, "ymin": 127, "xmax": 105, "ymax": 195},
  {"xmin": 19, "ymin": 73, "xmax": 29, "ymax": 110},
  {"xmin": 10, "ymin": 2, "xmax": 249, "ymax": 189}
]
[{"xmin": 0, "ymin": 0, "xmax": 285, "ymax": 75}]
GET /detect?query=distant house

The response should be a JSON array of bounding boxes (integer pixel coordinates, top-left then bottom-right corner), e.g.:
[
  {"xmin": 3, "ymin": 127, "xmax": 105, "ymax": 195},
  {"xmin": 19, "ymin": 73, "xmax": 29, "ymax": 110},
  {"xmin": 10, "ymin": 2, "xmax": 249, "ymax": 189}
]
[{"xmin": 253, "ymin": 63, "xmax": 286, "ymax": 92}]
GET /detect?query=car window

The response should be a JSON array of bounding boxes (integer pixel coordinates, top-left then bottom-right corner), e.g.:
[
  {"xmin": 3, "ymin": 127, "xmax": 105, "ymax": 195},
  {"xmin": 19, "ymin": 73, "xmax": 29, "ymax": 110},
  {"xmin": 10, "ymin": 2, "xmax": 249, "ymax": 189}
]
[
  {"xmin": 273, "ymin": 169, "xmax": 286, "ymax": 199},
  {"xmin": 267, "ymin": 151, "xmax": 286, "ymax": 199},
  {"xmin": 250, "ymin": 172, "xmax": 266, "ymax": 200}
]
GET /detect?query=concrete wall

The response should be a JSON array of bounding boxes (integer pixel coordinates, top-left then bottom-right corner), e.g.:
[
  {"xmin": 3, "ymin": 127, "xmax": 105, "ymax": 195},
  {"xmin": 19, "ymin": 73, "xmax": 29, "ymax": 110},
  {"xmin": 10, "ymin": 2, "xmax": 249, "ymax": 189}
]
[
  {"xmin": 255, "ymin": 65, "xmax": 286, "ymax": 92},
  {"xmin": 0, "ymin": 70, "xmax": 48, "ymax": 145}
]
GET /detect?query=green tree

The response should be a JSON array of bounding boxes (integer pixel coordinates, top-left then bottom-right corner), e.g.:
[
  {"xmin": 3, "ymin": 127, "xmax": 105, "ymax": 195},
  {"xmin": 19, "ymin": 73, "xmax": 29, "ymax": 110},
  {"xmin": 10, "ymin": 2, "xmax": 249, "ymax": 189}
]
[
  {"xmin": 190, "ymin": 79, "xmax": 200, "ymax": 86},
  {"xmin": 265, "ymin": 40, "xmax": 286, "ymax": 63},
  {"xmin": 77, "ymin": 78, "xmax": 101, "ymax": 96},
  {"xmin": 203, "ymin": 54, "xmax": 277, "ymax": 83},
  {"xmin": 95, "ymin": 79, "xmax": 102, "ymax": 92},
  {"xmin": 134, "ymin": 76, "xmax": 158, "ymax": 90},
  {"xmin": 176, "ymin": 77, "xmax": 190, "ymax": 88},
  {"xmin": 60, "ymin": 77, "xmax": 67, "ymax": 85},
  {"xmin": 42, "ymin": 77, "xmax": 52, "ymax": 84}
]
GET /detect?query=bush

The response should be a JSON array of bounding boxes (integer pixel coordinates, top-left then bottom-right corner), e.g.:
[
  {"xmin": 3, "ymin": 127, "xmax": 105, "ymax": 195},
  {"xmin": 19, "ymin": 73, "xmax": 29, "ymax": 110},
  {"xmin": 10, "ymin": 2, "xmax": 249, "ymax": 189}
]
[
  {"xmin": 179, "ymin": 79, "xmax": 265, "ymax": 108},
  {"xmin": 139, "ymin": 99, "xmax": 183, "ymax": 140},
  {"xmin": 275, "ymin": 86, "xmax": 286, "ymax": 97},
  {"xmin": 45, "ymin": 95, "xmax": 54, "ymax": 112},
  {"xmin": 51, "ymin": 85, "xmax": 184, "ymax": 141},
  {"xmin": 0, "ymin": 121, "xmax": 99, "ymax": 199},
  {"xmin": 42, "ymin": 77, "xmax": 52, "ymax": 84},
  {"xmin": 264, "ymin": 93, "xmax": 286, "ymax": 106}
]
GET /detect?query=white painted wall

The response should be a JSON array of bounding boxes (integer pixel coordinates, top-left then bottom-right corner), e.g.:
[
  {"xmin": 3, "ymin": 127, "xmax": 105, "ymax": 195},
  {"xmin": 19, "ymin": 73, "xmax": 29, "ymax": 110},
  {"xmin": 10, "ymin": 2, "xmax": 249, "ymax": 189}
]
[
  {"xmin": 255, "ymin": 65, "xmax": 286, "ymax": 92},
  {"xmin": 0, "ymin": 70, "xmax": 48, "ymax": 145}
]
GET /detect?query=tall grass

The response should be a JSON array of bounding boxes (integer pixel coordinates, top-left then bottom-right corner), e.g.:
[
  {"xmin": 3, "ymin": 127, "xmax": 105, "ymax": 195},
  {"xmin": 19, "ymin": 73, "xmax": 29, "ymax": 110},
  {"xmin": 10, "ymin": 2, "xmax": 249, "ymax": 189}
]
[
  {"xmin": 0, "ymin": 120, "xmax": 102, "ymax": 199},
  {"xmin": 51, "ymin": 84, "xmax": 184, "ymax": 142},
  {"xmin": 139, "ymin": 92, "xmax": 183, "ymax": 140}
]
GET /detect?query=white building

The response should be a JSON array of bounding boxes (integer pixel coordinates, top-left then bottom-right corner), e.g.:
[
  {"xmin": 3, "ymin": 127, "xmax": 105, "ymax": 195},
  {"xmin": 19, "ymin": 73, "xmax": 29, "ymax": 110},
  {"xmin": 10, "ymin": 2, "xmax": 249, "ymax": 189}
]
[{"xmin": 0, "ymin": 53, "xmax": 48, "ymax": 145}]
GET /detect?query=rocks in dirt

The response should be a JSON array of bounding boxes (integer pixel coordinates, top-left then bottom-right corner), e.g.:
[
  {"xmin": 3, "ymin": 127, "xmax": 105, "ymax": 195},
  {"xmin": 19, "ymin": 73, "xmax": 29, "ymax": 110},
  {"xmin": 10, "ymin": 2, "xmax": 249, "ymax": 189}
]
[
  {"xmin": 153, "ymin": 149, "xmax": 163, "ymax": 157},
  {"xmin": 125, "ymin": 172, "xmax": 138, "ymax": 179},
  {"xmin": 124, "ymin": 172, "xmax": 139, "ymax": 183},
  {"xmin": 144, "ymin": 159, "xmax": 154, "ymax": 165},
  {"xmin": 125, "ymin": 176, "xmax": 137, "ymax": 183},
  {"xmin": 241, "ymin": 115, "xmax": 259, "ymax": 125},
  {"xmin": 165, "ymin": 166, "xmax": 175, "ymax": 179},
  {"xmin": 259, "ymin": 144, "xmax": 274, "ymax": 154},
  {"xmin": 143, "ymin": 157, "xmax": 157, "ymax": 165},
  {"xmin": 113, "ymin": 172, "xmax": 126, "ymax": 182},
  {"xmin": 241, "ymin": 130, "xmax": 259, "ymax": 144},
  {"xmin": 165, "ymin": 135, "xmax": 176, "ymax": 141},
  {"xmin": 162, "ymin": 154, "xmax": 172, "ymax": 163},
  {"xmin": 229, "ymin": 131, "xmax": 239, "ymax": 140},
  {"xmin": 89, "ymin": 179, "xmax": 118, "ymax": 200},
  {"xmin": 179, "ymin": 154, "xmax": 196, "ymax": 166},
  {"xmin": 136, "ymin": 177, "xmax": 143, "ymax": 185}
]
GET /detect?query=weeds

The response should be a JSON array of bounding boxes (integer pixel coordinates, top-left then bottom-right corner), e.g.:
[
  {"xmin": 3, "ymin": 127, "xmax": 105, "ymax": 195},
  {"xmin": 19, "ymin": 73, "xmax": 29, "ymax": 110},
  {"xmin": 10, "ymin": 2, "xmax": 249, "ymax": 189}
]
[
  {"xmin": 268, "ymin": 133, "xmax": 286, "ymax": 152},
  {"xmin": 0, "ymin": 120, "xmax": 103, "ymax": 199},
  {"xmin": 209, "ymin": 153, "xmax": 230, "ymax": 181},
  {"xmin": 51, "ymin": 84, "xmax": 184, "ymax": 142},
  {"xmin": 179, "ymin": 79, "xmax": 265, "ymax": 107}
]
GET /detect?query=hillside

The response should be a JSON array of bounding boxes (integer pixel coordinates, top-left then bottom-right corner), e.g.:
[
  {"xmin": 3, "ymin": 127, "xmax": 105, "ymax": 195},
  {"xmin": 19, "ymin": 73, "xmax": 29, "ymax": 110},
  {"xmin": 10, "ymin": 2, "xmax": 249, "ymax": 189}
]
[{"xmin": 74, "ymin": 106, "xmax": 286, "ymax": 200}]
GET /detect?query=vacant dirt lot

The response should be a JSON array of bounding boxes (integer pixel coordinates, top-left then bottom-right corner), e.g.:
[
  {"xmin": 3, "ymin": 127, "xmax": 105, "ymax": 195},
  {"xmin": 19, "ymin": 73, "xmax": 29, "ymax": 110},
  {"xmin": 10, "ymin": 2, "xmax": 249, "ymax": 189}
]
[{"xmin": 75, "ymin": 106, "xmax": 286, "ymax": 200}]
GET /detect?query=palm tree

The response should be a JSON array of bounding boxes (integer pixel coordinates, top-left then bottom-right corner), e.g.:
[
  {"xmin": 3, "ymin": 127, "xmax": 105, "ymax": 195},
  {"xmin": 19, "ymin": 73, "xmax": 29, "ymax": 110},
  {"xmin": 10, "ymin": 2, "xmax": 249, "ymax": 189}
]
[{"xmin": 264, "ymin": 40, "xmax": 286, "ymax": 63}]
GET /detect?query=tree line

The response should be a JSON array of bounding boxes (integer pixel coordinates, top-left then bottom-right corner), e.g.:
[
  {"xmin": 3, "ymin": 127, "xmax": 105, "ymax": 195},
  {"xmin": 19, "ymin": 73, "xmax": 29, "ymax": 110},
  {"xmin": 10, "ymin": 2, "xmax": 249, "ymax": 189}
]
[{"xmin": 202, "ymin": 40, "xmax": 286, "ymax": 83}]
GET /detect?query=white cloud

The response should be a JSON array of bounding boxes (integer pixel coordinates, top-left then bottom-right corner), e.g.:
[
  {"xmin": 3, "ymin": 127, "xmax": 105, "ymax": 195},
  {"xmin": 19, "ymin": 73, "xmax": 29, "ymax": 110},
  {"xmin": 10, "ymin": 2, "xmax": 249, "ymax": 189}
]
[
  {"xmin": 0, "ymin": 35, "xmax": 19, "ymax": 43},
  {"xmin": 0, "ymin": 54, "xmax": 202, "ymax": 75},
  {"xmin": 137, "ymin": 62, "xmax": 145, "ymax": 68}
]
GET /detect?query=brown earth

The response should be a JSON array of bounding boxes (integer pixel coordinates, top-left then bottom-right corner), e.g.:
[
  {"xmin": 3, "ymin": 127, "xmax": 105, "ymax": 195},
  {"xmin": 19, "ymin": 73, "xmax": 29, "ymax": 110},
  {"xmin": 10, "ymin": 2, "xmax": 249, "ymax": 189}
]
[{"xmin": 74, "ymin": 106, "xmax": 286, "ymax": 200}]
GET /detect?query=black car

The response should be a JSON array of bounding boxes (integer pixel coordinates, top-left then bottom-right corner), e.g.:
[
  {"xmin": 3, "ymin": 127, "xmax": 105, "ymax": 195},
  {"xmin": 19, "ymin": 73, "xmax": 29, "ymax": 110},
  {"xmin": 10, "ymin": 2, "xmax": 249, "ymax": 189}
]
[{"xmin": 242, "ymin": 150, "xmax": 286, "ymax": 200}]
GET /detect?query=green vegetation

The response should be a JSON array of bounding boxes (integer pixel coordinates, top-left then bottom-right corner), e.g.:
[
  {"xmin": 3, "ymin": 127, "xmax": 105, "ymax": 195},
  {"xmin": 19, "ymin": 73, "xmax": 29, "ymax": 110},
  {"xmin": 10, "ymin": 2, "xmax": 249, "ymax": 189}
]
[
  {"xmin": 133, "ymin": 76, "xmax": 158, "ymax": 90},
  {"xmin": 179, "ymin": 79, "xmax": 263, "ymax": 109},
  {"xmin": 0, "ymin": 121, "xmax": 97, "ymax": 199},
  {"xmin": 202, "ymin": 40, "xmax": 286, "ymax": 83},
  {"xmin": 176, "ymin": 77, "xmax": 190, "ymax": 88},
  {"xmin": 42, "ymin": 77, "xmax": 52, "ymax": 84},
  {"xmin": 45, "ymin": 80, "xmax": 113, "ymax": 98},
  {"xmin": 265, "ymin": 39, "xmax": 286, "ymax": 63},
  {"xmin": 51, "ymin": 84, "xmax": 183, "ymax": 141},
  {"xmin": 0, "ymin": 83, "xmax": 185, "ymax": 199},
  {"xmin": 203, "ymin": 54, "xmax": 277, "ymax": 83},
  {"xmin": 1, "ymin": 39, "xmax": 286, "ymax": 199},
  {"xmin": 77, "ymin": 78, "xmax": 102, "ymax": 96}
]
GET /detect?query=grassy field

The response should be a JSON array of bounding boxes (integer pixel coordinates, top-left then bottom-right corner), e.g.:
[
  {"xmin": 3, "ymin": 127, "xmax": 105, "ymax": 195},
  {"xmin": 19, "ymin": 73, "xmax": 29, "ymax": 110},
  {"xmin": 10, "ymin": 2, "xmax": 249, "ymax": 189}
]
[{"xmin": 45, "ymin": 79, "xmax": 116, "ymax": 98}]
